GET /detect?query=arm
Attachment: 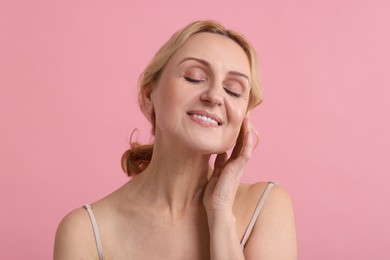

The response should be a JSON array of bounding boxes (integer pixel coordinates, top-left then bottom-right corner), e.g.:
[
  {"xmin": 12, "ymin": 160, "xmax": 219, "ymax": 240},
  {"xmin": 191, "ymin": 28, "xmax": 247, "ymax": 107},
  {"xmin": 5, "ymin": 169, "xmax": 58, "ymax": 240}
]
[
  {"xmin": 54, "ymin": 208, "xmax": 98, "ymax": 260},
  {"xmin": 203, "ymin": 117, "xmax": 252, "ymax": 260},
  {"xmin": 207, "ymin": 196, "xmax": 297, "ymax": 260},
  {"xmin": 207, "ymin": 211, "xmax": 245, "ymax": 260},
  {"xmin": 244, "ymin": 185, "xmax": 297, "ymax": 260},
  {"xmin": 203, "ymin": 118, "xmax": 297, "ymax": 259}
]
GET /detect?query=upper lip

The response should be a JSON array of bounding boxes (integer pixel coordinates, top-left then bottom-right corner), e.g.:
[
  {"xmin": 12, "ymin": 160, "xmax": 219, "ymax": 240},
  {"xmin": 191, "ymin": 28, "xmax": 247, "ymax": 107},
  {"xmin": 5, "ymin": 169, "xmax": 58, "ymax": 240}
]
[{"xmin": 187, "ymin": 110, "xmax": 223, "ymax": 125}]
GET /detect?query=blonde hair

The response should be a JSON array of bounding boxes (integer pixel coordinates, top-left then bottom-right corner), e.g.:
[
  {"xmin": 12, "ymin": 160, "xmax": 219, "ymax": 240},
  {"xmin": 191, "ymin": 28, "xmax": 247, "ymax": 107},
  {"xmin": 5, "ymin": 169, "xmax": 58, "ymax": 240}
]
[{"xmin": 121, "ymin": 20, "xmax": 263, "ymax": 176}]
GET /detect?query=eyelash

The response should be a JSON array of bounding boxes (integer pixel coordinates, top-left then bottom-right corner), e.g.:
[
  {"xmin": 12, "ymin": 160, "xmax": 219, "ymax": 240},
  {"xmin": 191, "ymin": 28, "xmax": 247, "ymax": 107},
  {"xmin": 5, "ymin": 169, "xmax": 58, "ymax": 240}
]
[
  {"xmin": 184, "ymin": 76, "xmax": 241, "ymax": 98},
  {"xmin": 224, "ymin": 88, "xmax": 241, "ymax": 98},
  {"xmin": 184, "ymin": 76, "xmax": 203, "ymax": 84}
]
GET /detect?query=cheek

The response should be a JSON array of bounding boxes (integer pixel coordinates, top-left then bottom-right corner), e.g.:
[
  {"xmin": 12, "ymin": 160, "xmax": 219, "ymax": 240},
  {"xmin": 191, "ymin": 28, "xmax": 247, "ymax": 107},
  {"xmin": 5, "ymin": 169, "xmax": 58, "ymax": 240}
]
[
  {"xmin": 227, "ymin": 100, "xmax": 247, "ymax": 124},
  {"xmin": 228, "ymin": 103, "xmax": 247, "ymax": 136},
  {"xmin": 225, "ymin": 101, "xmax": 247, "ymax": 142},
  {"xmin": 151, "ymin": 81, "xmax": 188, "ymax": 128}
]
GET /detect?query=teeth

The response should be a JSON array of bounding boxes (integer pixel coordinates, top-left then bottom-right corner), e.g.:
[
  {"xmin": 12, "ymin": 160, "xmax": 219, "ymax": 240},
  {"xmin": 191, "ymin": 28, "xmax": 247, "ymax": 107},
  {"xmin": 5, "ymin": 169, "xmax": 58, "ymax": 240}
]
[{"xmin": 192, "ymin": 114, "xmax": 218, "ymax": 125}]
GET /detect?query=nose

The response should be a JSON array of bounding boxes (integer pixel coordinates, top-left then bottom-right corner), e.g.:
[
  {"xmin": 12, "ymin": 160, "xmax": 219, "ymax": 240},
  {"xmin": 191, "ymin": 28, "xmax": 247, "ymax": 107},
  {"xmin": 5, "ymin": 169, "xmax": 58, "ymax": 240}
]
[{"xmin": 200, "ymin": 82, "xmax": 224, "ymax": 106}]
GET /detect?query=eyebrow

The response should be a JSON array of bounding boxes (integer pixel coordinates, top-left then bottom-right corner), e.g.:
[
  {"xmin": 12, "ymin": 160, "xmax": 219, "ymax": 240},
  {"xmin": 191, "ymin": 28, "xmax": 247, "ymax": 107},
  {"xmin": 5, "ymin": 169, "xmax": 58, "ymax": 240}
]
[{"xmin": 178, "ymin": 57, "xmax": 250, "ymax": 83}]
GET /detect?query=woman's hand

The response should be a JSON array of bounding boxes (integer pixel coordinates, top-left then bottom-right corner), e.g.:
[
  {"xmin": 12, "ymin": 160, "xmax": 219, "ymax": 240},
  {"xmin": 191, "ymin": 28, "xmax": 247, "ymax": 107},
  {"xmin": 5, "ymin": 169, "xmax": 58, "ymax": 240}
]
[{"xmin": 203, "ymin": 117, "xmax": 254, "ymax": 215}]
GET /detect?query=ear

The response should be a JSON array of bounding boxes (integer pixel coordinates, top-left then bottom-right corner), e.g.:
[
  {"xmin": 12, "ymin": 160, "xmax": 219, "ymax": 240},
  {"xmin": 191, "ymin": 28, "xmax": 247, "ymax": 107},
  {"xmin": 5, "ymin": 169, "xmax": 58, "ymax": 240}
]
[{"xmin": 141, "ymin": 84, "xmax": 155, "ymax": 121}]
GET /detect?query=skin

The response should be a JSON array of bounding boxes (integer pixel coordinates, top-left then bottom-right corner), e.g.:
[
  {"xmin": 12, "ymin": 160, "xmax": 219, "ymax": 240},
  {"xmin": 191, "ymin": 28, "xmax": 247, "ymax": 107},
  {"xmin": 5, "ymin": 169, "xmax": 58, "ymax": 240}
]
[{"xmin": 54, "ymin": 33, "xmax": 297, "ymax": 259}]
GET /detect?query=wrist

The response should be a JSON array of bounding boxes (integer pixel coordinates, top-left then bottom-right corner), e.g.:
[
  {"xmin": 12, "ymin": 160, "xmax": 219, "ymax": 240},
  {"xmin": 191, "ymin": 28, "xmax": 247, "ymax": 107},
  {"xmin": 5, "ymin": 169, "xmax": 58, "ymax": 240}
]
[
  {"xmin": 207, "ymin": 211, "xmax": 244, "ymax": 260},
  {"xmin": 206, "ymin": 210, "xmax": 237, "ymax": 229}
]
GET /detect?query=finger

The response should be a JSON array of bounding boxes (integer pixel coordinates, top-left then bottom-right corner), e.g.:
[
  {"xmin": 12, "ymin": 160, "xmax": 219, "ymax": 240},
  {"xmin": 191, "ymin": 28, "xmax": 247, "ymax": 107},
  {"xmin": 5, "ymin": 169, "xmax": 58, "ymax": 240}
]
[
  {"xmin": 212, "ymin": 152, "xmax": 228, "ymax": 178},
  {"xmin": 230, "ymin": 124, "xmax": 244, "ymax": 161},
  {"xmin": 224, "ymin": 118, "xmax": 254, "ymax": 176},
  {"xmin": 240, "ymin": 117, "xmax": 254, "ymax": 161},
  {"xmin": 251, "ymin": 126, "xmax": 260, "ymax": 149},
  {"xmin": 229, "ymin": 116, "xmax": 253, "ymax": 161}
]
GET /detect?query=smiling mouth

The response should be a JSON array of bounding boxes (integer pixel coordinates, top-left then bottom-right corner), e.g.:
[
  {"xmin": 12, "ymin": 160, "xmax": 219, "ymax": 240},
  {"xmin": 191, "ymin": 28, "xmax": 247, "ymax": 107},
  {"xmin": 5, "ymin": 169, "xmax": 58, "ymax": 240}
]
[{"xmin": 187, "ymin": 112, "xmax": 222, "ymax": 126}]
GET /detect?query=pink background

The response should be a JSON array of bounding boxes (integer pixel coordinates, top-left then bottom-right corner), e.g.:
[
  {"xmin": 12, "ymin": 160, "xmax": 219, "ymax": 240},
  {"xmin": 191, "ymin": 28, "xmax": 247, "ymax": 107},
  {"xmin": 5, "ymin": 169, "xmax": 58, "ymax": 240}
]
[{"xmin": 1, "ymin": 0, "xmax": 389, "ymax": 259}]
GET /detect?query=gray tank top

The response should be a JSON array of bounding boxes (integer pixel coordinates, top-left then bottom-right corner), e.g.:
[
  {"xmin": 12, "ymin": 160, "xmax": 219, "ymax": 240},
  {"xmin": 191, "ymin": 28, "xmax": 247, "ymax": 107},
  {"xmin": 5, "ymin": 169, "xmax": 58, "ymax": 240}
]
[{"xmin": 84, "ymin": 181, "xmax": 276, "ymax": 260}]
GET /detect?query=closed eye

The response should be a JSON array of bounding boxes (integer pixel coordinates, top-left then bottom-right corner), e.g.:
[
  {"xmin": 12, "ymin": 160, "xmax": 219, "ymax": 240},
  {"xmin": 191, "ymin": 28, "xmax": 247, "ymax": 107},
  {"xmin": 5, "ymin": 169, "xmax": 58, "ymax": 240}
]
[
  {"xmin": 224, "ymin": 87, "xmax": 241, "ymax": 98},
  {"xmin": 184, "ymin": 76, "xmax": 204, "ymax": 84}
]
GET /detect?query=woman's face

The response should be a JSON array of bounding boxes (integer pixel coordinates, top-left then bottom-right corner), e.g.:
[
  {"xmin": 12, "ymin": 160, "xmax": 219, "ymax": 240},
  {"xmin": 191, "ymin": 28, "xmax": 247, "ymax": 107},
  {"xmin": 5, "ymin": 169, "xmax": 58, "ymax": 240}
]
[{"xmin": 149, "ymin": 32, "xmax": 251, "ymax": 154}]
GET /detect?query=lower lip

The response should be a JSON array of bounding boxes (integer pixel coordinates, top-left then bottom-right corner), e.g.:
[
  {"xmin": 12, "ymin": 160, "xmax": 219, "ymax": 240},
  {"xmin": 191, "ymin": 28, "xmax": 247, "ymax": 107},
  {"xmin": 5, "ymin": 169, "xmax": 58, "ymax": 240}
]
[{"xmin": 188, "ymin": 114, "xmax": 220, "ymax": 128}]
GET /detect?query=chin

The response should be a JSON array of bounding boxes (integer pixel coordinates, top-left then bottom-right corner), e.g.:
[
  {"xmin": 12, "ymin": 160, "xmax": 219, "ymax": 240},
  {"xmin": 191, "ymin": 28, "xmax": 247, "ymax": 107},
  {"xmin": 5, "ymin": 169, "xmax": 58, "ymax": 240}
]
[{"xmin": 185, "ymin": 138, "xmax": 235, "ymax": 155}]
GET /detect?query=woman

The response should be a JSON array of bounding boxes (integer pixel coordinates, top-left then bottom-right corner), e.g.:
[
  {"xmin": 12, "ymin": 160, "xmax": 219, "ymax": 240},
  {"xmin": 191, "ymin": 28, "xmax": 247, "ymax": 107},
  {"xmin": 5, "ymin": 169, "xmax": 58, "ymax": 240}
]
[{"xmin": 54, "ymin": 20, "xmax": 297, "ymax": 259}]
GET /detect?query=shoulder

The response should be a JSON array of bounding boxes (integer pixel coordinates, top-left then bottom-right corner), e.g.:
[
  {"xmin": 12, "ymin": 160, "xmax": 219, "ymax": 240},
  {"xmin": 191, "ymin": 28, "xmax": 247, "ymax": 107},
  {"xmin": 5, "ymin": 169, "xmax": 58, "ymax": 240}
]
[
  {"xmin": 237, "ymin": 181, "xmax": 293, "ymax": 211},
  {"xmin": 54, "ymin": 206, "xmax": 99, "ymax": 260},
  {"xmin": 236, "ymin": 181, "xmax": 277, "ymax": 205},
  {"xmin": 241, "ymin": 182, "xmax": 297, "ymax": 259}
]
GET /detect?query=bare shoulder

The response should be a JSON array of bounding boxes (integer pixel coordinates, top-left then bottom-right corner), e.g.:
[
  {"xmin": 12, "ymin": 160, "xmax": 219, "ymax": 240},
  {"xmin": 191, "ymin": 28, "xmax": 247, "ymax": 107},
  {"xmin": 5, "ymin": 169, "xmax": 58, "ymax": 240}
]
[
  {"xmin": 236, "ymin": 181, "xmax": 275, "ymax": 204},
  {"xmin": 245, "ymin": 181, "xmax": 293, "ymax": 210},
  {"xmin": 241, "ymin": 182, "xmax": 298, "ymax": 260},
  {"xmin": 237, "ymin": 181, "xmax": 294, "ymax": 215},
  {"xmin": 238, "ymin": 181, "xmax": 271, "ymax": 194},
  {"xmin": 54, "ymin": 206, "xmax": 98, "ymax": 260}
]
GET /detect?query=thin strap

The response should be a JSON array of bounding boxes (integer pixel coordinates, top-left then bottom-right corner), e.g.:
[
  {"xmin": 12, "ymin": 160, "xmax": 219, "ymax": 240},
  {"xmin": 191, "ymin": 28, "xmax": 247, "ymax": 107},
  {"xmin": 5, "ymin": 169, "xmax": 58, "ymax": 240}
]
[
  {"xmin": 83, "ymin": 204, "xmax": 104, "ymax": 260},
  {"xmin": 240, "ymin": 181, "xmax": 276, "ymax": 248}
]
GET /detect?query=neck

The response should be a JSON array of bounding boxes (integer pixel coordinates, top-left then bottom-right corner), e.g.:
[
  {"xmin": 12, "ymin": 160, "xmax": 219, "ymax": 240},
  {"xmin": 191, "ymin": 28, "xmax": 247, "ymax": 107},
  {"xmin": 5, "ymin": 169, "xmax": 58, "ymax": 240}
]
[{"xmin": 129, "ymin": 138, "xmax": 213, "ymax": 216}]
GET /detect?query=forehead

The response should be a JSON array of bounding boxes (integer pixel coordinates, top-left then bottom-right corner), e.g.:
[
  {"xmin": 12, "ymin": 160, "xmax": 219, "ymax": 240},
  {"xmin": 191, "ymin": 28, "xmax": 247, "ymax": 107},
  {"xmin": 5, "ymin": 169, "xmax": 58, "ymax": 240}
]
[{"xmin": 169, "ymin": 32, "xmax": 250, "ymax": 75}]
